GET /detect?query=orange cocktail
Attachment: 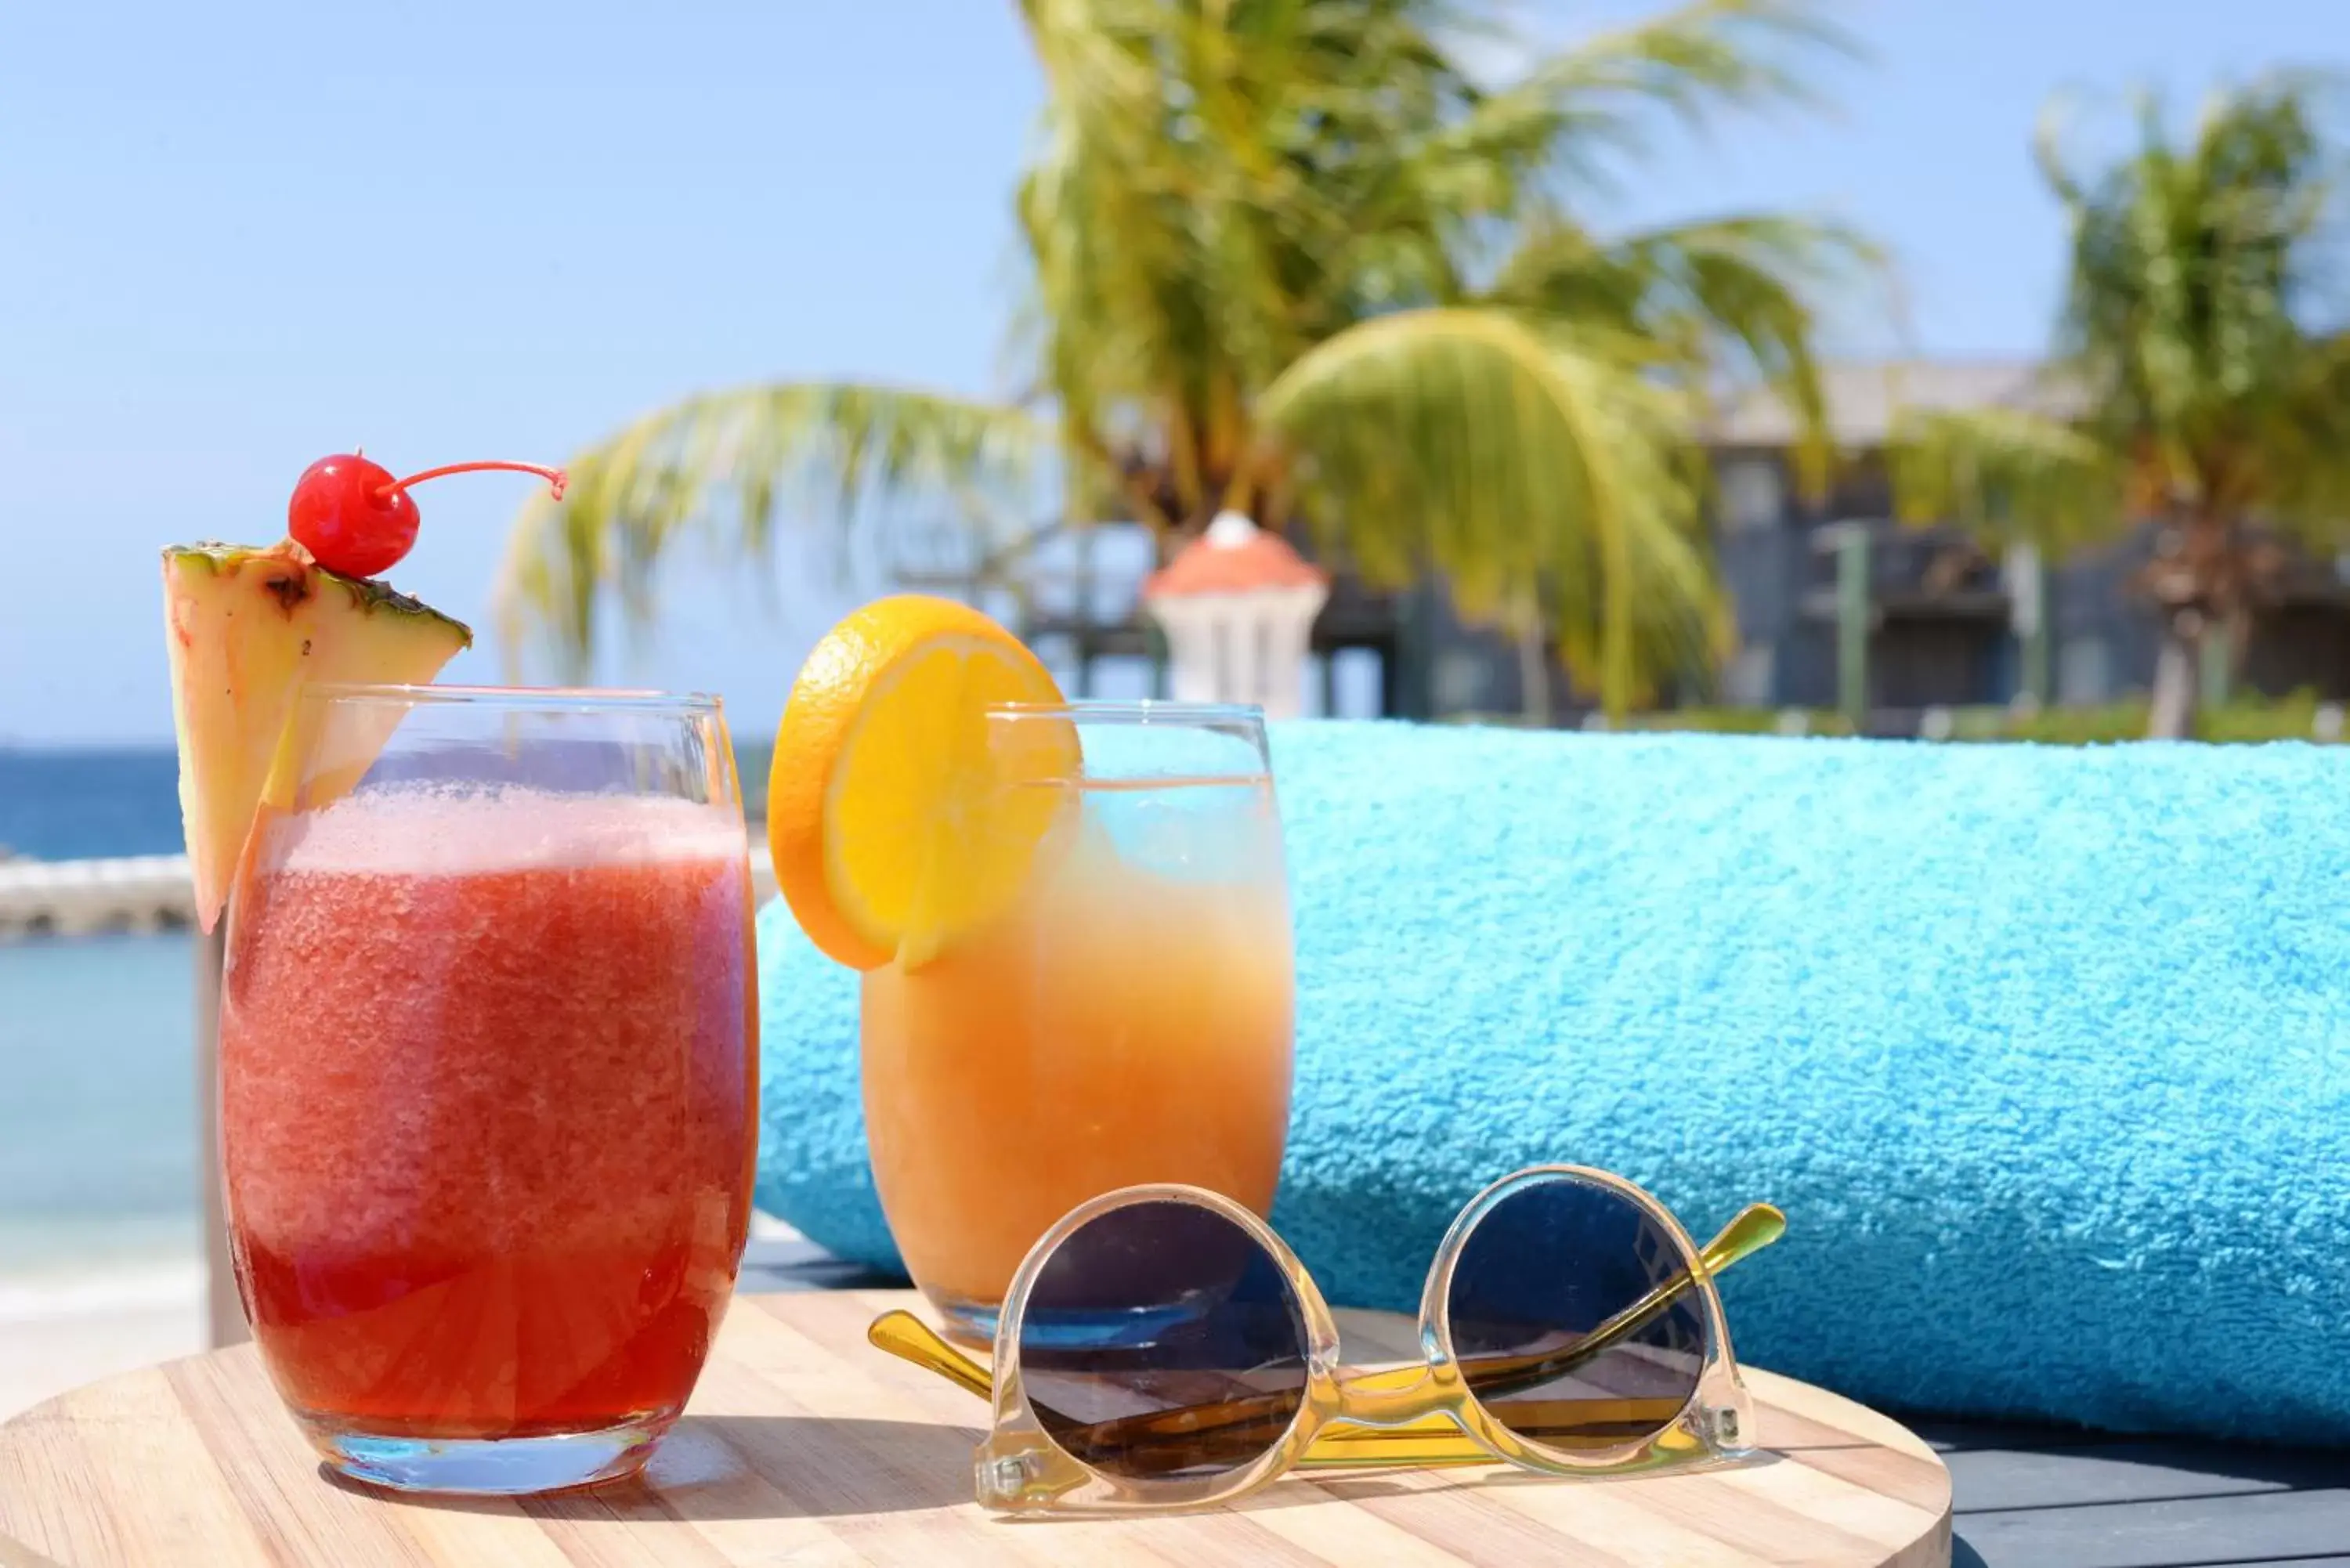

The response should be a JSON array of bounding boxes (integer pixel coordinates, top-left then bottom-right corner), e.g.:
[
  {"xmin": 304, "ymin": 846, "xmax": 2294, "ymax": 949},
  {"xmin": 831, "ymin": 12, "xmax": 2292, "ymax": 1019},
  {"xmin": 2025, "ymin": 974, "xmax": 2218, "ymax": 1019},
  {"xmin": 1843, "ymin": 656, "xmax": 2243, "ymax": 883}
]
[
  {"xmin": 219, "ymin": 685, "xmax": 757, "ymax": 1495},
  {"xmin": 861, "ymin": 705, "xmax": 1295, "ymax": 1342},
  {"xmin": 766, "ymin": 599, "xmax": 1298, "ymax": 1344}
]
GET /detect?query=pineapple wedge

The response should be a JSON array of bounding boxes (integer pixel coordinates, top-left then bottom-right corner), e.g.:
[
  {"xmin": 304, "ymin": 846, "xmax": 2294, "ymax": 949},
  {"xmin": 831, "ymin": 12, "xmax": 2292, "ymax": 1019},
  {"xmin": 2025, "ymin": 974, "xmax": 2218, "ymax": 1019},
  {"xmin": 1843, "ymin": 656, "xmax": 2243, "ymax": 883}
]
[{"xmin": 163, "ymin": 541, "xmax": 471, "ymax": 930}]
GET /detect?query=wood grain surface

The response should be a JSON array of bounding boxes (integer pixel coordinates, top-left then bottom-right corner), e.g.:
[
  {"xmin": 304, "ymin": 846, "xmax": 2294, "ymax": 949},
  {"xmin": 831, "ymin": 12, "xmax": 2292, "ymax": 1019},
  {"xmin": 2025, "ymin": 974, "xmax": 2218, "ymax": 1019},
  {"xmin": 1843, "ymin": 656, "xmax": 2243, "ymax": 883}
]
[{"xmin": 0, "ymin": 1290, "xmax": 1950, "ymax": 1567}]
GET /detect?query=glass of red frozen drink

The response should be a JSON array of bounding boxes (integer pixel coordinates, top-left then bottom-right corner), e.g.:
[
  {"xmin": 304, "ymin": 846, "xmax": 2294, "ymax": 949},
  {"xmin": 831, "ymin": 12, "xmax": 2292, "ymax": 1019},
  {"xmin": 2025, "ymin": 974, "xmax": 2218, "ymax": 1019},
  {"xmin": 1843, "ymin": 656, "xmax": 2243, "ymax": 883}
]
[{"xmin": 219, "ymin": 684, "xmax": 758, "ymax": 1495}]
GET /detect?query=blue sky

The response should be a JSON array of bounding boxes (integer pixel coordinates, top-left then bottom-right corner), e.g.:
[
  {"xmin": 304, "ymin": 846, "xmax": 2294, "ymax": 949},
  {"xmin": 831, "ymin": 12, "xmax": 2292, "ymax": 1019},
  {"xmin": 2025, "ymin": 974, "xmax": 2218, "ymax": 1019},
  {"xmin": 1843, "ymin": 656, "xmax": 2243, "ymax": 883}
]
[{"xmin": 2, "ymin": 0, "xmax": 2342, "ymax": 743}]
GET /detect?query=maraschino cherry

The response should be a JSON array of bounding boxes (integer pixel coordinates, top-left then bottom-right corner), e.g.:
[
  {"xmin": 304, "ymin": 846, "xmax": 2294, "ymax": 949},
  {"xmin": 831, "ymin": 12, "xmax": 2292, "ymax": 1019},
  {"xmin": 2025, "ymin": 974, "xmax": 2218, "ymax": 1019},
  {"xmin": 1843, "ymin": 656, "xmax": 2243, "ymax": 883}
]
[{"xmin": 287, "ymin": 454, "xmax": 567, "ymax": 579}]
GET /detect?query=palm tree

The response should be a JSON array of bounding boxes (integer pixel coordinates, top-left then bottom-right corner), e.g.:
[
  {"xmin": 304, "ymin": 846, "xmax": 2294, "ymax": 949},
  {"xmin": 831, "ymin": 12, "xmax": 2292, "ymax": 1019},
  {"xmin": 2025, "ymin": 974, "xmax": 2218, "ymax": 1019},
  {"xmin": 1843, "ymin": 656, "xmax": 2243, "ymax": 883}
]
[
  {"xmin": 498, "ymin": 0, "xmax": 1871, "ymax": 717},
  {"xmin": 1891, "ymin": 74, "xmax": 2350, "ymax": 739}
]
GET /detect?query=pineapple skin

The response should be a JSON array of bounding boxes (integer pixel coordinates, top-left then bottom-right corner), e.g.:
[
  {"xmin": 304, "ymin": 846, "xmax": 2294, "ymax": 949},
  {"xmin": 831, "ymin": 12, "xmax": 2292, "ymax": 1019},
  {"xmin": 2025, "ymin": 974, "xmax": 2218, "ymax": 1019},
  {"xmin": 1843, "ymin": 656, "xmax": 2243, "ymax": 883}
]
[{"xmin": 163, "ymin": 541, "xmax": 472, "ymax": 931}]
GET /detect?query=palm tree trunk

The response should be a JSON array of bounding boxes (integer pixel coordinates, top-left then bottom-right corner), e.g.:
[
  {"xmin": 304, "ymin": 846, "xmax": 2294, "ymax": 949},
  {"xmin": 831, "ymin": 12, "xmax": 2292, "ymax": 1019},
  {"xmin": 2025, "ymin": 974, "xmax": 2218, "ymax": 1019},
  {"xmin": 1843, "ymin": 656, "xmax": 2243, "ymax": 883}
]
[
  {"xmin": 2142, "ymin": 504, "xmax": 2235, "ymax": 742},
  {"xmin": 2149, "ymin": 616, "xmax": 2200, "ymax": 739}
]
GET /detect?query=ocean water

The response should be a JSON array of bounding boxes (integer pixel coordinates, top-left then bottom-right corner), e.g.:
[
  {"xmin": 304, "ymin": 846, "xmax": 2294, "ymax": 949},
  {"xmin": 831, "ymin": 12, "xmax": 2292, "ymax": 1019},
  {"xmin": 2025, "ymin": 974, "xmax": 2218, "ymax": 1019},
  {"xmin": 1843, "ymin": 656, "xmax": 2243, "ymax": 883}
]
[
  {"xmin": 0, "ymin": 746, "xmax": 183, "ymax": 861},
  {"xmin": 0, "ymin": 933, "xmax": 201, "ymax": 1281},
  {"xmin": 0, "ymin": 749, "xmax": 201, "ymax": 1300}
]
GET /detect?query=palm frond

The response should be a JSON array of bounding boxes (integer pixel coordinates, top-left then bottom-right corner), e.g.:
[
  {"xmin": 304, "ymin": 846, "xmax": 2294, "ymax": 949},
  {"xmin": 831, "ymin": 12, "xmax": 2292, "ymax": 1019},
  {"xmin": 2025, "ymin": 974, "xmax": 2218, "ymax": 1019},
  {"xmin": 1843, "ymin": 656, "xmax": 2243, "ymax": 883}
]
[
  {"xmin": 2034, "ymin": 72, "xmax": 2349, "ymax": 514},
  {"xmin": 518, "ymin": 0, "xmax": 1864, "ymax": 714},
  {"xmin": 495, "ymin": 385, "xmax": 1042, "ymax": 677},
  {"xmin": 1456, "ymin": 0, "xmax": 1852, "ymax": 190},
  {"xmin": 1887, "ymin": 405, "xmax": 2122, "ymax": 554},
  {"xmin": 2259, "ymin": 328, "xmax": 2350, "ymax": 537},
  {"xmin": 1491, "ymin": 211, "xmax": 1880, "ymax": 492},
  {"xmin": 1256, "ymin": 305, "xmax": 1719, "ymax": 714},
  {"xmin": 1552, "ymin": 0, "xmax": 1849, "ymax": 112},
  {"xmin": 1015, "ymin": 0, "xmax": 1386, "ymax": 524},
  {"xmin": 1534, "ymin": 347, "xmax": 1732, "ymax": 704}
]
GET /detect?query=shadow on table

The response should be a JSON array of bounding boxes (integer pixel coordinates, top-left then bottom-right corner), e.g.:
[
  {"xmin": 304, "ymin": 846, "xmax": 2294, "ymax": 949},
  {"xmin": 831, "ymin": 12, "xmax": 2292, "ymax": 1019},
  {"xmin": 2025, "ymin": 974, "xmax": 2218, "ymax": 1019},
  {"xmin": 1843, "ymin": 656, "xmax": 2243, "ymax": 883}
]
[
  {"xmin": 0, "ymin": 1530, "xmax": 63, "ymax": 1568},
  {"xmin": 327, "ymin": 1414, "xmax": 985, "ymax": 1519},
  {"xmin": 327, "ymin": 1411, "xmax": 1820, "ymax": 1528},
  {"xmin": 334, "ymin": 1423, "xmax": 1794, "ymax": 1523},
  {"xmin": 1107, "ymin": 1447, "xmax": 1794, "ymax": 1519}
]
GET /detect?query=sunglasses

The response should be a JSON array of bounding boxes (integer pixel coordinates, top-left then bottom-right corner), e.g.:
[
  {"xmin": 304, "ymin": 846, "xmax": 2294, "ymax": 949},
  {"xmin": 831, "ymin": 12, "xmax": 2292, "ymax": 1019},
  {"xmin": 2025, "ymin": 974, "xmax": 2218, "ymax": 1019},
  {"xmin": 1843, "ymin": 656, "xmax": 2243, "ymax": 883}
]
[{"xmin": 868, "ymin": 1165, "xmax": 1785, "ymax": 1514}]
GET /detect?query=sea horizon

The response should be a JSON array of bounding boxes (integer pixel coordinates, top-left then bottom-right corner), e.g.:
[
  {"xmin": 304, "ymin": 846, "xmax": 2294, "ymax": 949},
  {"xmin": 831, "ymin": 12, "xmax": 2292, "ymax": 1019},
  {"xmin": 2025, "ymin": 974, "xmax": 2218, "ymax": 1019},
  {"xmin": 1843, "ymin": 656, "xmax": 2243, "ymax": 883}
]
[
  {"xmin": 0, "ymin": 746, "xmax": 788, "ymax": 1313},
  {"xmin": 0, "ymin": 743, "xmax": 183, "ymax": 862}
]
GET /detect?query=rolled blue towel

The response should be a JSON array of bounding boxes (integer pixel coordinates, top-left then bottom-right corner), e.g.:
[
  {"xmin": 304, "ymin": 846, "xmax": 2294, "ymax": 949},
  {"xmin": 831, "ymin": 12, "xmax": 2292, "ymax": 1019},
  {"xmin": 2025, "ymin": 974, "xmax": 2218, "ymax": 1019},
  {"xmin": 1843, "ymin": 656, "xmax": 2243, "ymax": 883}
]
[{"xmin": 756, "ymin": 721, "xmax": 2350, "ymax": 1442}]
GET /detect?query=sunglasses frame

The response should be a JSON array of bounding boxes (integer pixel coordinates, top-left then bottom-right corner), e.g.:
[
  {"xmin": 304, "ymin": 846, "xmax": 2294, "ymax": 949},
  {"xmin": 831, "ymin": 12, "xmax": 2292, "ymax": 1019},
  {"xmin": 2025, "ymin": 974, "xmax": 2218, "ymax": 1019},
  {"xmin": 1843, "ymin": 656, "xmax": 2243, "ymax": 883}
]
[{"xmin": 872, "ymin": 1164, "xmax": 1777, "ymax": 1515}]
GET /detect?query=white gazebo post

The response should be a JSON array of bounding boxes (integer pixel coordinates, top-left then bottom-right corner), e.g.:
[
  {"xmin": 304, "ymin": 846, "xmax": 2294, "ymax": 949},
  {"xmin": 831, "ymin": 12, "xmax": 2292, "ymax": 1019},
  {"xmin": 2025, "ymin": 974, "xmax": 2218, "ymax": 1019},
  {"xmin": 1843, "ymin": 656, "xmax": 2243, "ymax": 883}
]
[{"xmin": 1140, "ymin": 512, "xmax": 1330, "ymax": 718}]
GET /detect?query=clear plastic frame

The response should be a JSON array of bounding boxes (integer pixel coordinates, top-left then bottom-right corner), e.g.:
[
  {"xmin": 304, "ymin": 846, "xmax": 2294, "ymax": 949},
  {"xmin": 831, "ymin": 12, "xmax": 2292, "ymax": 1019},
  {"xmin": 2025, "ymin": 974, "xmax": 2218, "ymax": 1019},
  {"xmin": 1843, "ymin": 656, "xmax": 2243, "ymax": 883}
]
[{"xmin": 867, "ymin": 1165, "xmax": 1785, "ymax": 1514}]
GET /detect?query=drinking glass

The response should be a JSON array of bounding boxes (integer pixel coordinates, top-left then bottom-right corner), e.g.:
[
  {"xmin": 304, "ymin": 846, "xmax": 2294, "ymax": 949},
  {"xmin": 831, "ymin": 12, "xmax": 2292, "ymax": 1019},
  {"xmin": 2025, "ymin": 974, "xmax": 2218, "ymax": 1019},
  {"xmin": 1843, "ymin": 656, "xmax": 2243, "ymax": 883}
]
[
  {"xmin": 860, "ymin": 702, "xmax": 1296, "ymax": 1346},
  {"xmin": 218, "ymin": 685, "xmax": 758, "ymax": 1495}
]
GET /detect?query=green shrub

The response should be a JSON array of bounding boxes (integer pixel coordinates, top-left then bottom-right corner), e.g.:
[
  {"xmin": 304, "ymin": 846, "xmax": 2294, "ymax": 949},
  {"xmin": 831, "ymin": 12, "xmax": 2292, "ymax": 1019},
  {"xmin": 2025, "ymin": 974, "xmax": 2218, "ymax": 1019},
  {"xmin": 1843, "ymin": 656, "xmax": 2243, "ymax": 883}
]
[
  {"xmin": 1617, "ymin": 707, "xmax": 1854, "ymax": 737},
  {"xmin": 1985, "ymin": 703, "xmax": 2153, "ymax": 745},
  {"xmin": 2198, "ymin": 688, "xmax": 2334, "ymax": 743}
]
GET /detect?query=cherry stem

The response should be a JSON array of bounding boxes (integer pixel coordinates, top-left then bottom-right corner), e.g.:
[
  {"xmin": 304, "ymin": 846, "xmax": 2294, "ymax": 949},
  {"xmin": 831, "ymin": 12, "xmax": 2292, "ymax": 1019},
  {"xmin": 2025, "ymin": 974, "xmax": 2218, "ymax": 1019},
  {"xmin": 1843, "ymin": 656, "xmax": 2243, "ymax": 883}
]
[{"xmin": 378, "ymin": 461, "xmax": 569, "ymax": 503}]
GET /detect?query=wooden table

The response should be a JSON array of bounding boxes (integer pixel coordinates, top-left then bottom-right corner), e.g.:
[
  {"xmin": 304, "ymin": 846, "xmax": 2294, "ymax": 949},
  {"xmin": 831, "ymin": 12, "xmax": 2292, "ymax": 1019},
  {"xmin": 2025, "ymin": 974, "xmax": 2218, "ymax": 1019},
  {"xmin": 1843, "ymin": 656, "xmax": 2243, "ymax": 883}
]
[{"xmin": 0, "ymin": 1288, "xmax": 1950, "ymax": 1567}]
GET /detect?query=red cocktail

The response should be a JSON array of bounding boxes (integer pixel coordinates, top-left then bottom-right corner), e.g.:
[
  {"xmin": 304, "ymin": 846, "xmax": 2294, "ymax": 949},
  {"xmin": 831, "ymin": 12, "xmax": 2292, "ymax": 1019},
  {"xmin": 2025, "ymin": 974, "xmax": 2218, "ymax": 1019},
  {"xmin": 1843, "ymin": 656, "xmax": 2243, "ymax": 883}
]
[{"xmin": 218, "ymin": 685, "xmax": 757, "ymax": 1494}]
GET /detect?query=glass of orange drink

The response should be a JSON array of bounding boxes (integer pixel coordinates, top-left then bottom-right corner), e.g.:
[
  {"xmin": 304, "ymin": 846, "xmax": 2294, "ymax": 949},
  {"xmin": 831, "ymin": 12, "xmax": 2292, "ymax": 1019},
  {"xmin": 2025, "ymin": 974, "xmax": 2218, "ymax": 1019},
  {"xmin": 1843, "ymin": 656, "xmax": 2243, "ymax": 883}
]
[
  {"xmin": 768, "ymin": 598, "xmax": 1296, "ymax": 1346},
  {"xmin": 864, "ymin": 700, "xmax": 1294, "ymax": 1342}
]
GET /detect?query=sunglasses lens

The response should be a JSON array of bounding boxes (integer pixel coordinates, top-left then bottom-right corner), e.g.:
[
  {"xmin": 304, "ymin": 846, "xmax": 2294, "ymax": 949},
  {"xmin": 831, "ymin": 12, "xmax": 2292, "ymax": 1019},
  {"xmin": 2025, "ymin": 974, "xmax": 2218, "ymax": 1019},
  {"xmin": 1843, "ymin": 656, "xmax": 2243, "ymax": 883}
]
[
  {"xmin": 1017, "ymin": 1199, "xmax": 1310, "ymax": 1483},
  {"xmin": 1445, "ymin": 1174, "xmax": 1708, "ymax": 1452}
]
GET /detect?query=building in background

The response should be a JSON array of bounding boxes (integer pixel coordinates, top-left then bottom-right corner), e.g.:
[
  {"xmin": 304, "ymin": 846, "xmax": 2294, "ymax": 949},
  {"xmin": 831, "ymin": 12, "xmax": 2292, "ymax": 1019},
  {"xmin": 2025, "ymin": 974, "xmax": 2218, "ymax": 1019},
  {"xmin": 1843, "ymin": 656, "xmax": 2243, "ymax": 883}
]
[
  {"xmin": 913, "ymin": 361, "xmax": 2350, "ymax": 727},
  {"xmin": 1712, "ymin": 363, "xmax": 2350, "ymax": 729},
  {"xmin": 1711, "ymin": 362, "xmax": 2040, "ymax": 719}
]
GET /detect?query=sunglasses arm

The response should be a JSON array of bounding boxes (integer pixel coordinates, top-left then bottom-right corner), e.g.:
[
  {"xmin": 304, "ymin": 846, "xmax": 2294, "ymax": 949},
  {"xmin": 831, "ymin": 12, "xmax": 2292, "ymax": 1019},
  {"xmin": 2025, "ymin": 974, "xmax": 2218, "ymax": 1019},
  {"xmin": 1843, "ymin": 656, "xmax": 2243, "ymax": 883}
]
[
  {"xmin": 1700, "ymin": 1201, "xmax": 1788, "ymax": 1276},
  {"xmin": 868, "ymin": 1310, "xmax": 996, "ymax": 1398},
  {"xmin": 1334, "ymin": 1201, "xmax": 1786, "ymax": 1402}
]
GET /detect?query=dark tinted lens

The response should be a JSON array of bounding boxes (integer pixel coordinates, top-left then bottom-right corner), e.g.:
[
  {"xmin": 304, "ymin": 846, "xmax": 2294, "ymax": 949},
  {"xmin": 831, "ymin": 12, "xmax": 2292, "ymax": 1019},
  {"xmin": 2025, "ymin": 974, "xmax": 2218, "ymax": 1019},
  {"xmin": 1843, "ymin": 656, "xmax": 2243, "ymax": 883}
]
[
  {"xmin": 1018, "ymin": 1200, "xmax": 1309, "ymax": 1483},
  {"xmin": 1446, "ymin": 1176, "xmax": 1708, "ymax": 1452}
]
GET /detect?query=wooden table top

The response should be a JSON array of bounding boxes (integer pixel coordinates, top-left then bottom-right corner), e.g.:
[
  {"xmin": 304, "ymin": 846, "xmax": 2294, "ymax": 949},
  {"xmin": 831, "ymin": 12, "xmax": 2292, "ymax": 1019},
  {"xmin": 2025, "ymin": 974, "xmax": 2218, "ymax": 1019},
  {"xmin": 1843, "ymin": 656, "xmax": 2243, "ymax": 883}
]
[{"xmin": 0, "ymin": 1289, "xmax": 1951, "ymax": 1567}]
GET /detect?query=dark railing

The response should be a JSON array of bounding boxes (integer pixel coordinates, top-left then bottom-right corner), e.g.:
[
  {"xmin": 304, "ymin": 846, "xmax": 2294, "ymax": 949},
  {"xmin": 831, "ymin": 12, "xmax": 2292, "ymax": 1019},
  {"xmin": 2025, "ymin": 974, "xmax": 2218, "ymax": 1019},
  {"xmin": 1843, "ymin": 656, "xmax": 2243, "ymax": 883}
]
[{"xmin": 1799, "ymin": 521, "xmax": 2006, "ymax": 611}]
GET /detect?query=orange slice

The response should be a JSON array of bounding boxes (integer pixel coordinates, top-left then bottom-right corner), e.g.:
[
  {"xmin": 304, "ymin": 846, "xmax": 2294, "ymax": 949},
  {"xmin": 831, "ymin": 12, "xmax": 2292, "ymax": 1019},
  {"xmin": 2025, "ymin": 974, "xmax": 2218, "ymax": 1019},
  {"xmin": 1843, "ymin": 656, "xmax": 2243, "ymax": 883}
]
[{"xmin": 768, "ymin": 595, "xmax": 1078, "ymax": 970}]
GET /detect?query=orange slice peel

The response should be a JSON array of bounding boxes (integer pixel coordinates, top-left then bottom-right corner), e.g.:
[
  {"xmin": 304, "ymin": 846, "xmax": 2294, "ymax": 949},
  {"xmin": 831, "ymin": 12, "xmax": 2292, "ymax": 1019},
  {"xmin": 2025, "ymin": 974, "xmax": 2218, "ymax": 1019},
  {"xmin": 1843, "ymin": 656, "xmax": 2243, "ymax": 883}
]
[{"xmin": 767, "ymin": 595, "xmax": 1078, "ymax": 970}]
